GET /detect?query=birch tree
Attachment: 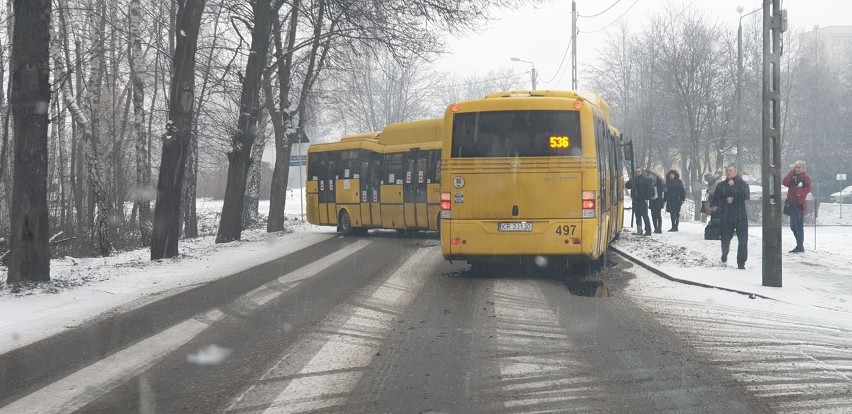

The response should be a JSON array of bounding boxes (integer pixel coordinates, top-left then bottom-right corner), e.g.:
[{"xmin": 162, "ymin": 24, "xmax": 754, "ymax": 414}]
[{"xmin": 130, "ymin": 0, "xmax": 152, "ymax": 244}]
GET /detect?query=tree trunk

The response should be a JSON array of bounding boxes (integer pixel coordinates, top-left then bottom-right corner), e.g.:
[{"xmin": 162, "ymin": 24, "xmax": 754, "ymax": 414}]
[
  {"xmin": 130, "ymin": 0, "xmax": 151, "ymax": 244},
  {"xmin": 151, "ymin": 0, "xmax": 206, "ymax": 260},
  {"xmin": 182, "ymin": 127, "xmax": 197, "ymax": 237},
  {"xmin": 285, "ymin": 0, "xmax": 330, "ymax": 216},
  {"xmin": 266, "ymin": 4, "xmax": 299, "ymax": 232},
  {"xmin": 80, "ymin": 0, "xmax": 112, "ymax": 256},
  {"xmin": 182, "ymin": 4, "xmax": 224, "ymax": 239},
  {"xmin": 243, "ymin": 118, "xmax": 268, "ymax": 228},
  {"xmin": 215, "ymin": 0, "xmax": 272, "ymax": 243},
  {"xmin": 8, "ymin": 0, "xmax": 52, "ymax": 283}
]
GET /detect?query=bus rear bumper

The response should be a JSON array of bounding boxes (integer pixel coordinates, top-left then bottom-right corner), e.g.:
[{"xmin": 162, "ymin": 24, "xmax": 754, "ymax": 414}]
[{"xmin": 440, "ymin": 220, "xmax": 595, "ymax": 261}]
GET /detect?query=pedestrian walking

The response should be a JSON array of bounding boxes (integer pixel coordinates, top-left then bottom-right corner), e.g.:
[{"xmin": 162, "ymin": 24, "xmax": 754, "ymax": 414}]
[
  {"xmin": 782, "ymin": 160, "xmax": 812, "ymax": 253},
  {"xmin": 649, "ymin": 172, "xmax": 667, "ymax": 233},
  {"xmin": 665, "ymin": 169, "xmax": 686, "ymax": 231},
  {"xmin": 626, "ymin": 166, "xmax": 652, "ymax": 236},
  {"xmin": 710, "ymin": 164, "xmax": 750, "ymax": 269}
]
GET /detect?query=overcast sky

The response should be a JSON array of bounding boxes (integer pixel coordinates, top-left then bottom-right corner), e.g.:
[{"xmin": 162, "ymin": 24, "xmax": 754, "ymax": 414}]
[{"xmin": 433, "ymin": 0, "xmax": 852, "ymax": 90}]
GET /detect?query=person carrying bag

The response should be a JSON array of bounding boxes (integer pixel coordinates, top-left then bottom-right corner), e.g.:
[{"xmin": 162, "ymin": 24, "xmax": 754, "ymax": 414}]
[{"xmin": 782, "ymin": 160, "xmax": 812, "ymax": 253}]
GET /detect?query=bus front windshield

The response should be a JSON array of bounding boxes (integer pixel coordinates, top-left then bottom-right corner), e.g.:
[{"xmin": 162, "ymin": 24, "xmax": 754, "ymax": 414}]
[{"xmin": 450, "ymin": 110, "xmax": 582, "ymax": 158}]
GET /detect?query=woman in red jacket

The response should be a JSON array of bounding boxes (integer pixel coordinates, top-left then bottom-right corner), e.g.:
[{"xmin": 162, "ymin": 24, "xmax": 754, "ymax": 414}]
[{"xmin": 783, "ymin": 160, "xmax": 812, "ymax": 253}]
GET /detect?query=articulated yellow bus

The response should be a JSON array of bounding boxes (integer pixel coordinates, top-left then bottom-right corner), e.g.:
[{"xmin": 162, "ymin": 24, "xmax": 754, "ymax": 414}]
[
  {"xmin": 306, "ymin": 118, "xmax": 443, "ymax": 235},
  {"xmin": 439, "ymin": 90, "xmax": 628, "ymax": 269}
]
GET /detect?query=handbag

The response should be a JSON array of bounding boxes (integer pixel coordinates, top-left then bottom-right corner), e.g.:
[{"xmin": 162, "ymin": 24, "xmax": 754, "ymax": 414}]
[{"xmin": 782, "ymin": 202, "xmax": 790, "ymax": 215}]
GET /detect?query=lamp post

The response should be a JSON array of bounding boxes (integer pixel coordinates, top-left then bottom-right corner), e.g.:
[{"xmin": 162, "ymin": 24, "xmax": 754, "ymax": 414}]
[
  {"xmin": 736, "ymin": 5, "xmax": 762, "ymax": 169},
  {"xmin": 510, "ymin": 57, "xmax": 537, "ymax": 90}
]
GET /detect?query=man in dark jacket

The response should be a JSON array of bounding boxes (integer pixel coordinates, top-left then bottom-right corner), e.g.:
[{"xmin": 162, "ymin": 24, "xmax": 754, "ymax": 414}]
[
  {"xmin": 626, "ymin": 166, "xmax": 652, "ymax": 236},
  {"xmin": 665, "ymin": 169, "xmax": 686, "ymax": 231},
  {"xmin": 782, "ymin": 160, "xmax": 812, "ymax": 253},
  {"xmin": 711, "ymin": 164, "xmax": 750, "ymax": 269}
]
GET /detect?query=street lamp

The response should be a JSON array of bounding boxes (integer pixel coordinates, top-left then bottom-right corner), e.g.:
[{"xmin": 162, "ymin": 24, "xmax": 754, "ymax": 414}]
[
  {"xmin": 736, "ymin": 5, "xmax": 762, "ymax": 168},
  {"xmin": 510, "ymin": 57, "xmax": 537, "ymax": 90}
]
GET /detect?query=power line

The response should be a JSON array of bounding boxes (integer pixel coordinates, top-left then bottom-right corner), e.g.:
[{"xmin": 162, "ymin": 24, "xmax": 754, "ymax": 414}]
[
  {"xmin": 578, "ymin": 0, "xmax": 624, "ymax": 18},
  {"xmin": 538, "ymin": 36, "xmax": 574, "ymax": 85},
  {"xmin": 578, "ymin": 0, "xmax": 641, "ymax": 34}
]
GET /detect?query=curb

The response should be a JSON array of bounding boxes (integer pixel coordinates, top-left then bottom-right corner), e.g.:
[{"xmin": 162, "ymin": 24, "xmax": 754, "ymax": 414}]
[{"xmin": 610, "ymin": 246, "xmax": 775, "ymax": 301}]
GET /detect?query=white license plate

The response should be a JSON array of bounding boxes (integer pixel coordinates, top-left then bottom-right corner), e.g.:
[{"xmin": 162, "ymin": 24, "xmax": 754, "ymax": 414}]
[{"xmin": 498, "ymin": 222, "xmax": 532, "ymax": 232}]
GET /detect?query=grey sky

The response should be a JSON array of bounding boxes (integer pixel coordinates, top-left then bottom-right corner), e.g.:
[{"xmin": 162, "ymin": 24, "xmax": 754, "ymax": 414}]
[{"xmin": 434, "ymin": 0, "xmax": 852, "ymax": 90}]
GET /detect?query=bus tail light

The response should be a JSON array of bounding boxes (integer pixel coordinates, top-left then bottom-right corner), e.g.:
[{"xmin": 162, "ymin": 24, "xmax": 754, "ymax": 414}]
[
  {"xmin": 582, "ymin": 191, "xmax": 596, "ymax": 218},
  {"xmin": 441, "ymin": 192, "xmax": 452, "ymax": 218},
  {"xmin": 441, "ymin": 192, "xmax": 451, "ymax": 210}
]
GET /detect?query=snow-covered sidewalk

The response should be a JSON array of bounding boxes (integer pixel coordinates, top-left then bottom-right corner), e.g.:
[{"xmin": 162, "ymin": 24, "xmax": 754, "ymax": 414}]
[{"xmin": 614, "ymin": 216, "xmax": 852, "ymax": 315}]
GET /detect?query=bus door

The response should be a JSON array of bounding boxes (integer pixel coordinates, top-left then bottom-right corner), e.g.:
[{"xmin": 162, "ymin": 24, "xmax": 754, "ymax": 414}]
[
  {"xmin": 403, "ymin": 149, "xmax": 428, "ymax": 228},
  {"xmin": 318, "ymin": 155, "xmax": 336, "ymax": 224},
  {"xmin": 360, "ymin": 153, "xmax": 382, "ymax": 227}
]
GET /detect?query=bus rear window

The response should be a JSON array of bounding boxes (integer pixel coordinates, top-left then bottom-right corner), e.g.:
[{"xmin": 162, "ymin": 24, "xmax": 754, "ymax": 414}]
[{"xmin": 450, "ymin": 110, "xmax": 582, "ymax": 158}]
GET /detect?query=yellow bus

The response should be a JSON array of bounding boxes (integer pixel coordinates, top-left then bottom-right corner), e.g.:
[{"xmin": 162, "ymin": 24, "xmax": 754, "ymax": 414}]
[
  {"xmin": 306, "ymin": 118, "xmax": 443, "ymax": 235},
  {"xmin": 439, "ymin": 90, "xmax": 628, "ymax": 269}
]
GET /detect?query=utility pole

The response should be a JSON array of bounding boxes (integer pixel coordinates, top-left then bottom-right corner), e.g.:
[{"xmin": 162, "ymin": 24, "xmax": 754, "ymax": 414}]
[
  {"xmin": 531, "ymin": 67, "xmax": 537, "ymax": 90},
  {"xmin": 571, "ymin": 0, "xmax": 578, "ymax": 90},
  {"xmin": 762, "ymin": 0, "xmax": 786, "ymax": 287}
]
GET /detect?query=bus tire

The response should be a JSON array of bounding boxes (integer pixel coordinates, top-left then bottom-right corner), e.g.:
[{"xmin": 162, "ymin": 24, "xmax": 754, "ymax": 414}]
[{"xmin": 338, "ymin": 209, "xmax": 354, "ymax": 235}]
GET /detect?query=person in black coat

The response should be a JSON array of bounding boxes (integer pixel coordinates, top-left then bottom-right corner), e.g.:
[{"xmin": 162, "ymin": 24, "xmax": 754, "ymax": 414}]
[
  {"xmin": 710, "ymin": 164, "xmax": 750, "ymax": 269},
  {"xmin": 626, "ymin": 166, "xmax": 653, "ymax": 236},
  {"xmin": 648, "ymin": 172, "xmax": 667, "ymax": 233},
  {"xmin": 665, "ymin": 169, "xmax": 686, "ymax": 231}
]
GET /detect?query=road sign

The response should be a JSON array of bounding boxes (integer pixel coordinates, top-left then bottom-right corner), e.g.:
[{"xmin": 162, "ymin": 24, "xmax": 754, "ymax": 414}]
[{"xmin": 289, "ymin": 155, "xmax": 307, "ymax": 167}]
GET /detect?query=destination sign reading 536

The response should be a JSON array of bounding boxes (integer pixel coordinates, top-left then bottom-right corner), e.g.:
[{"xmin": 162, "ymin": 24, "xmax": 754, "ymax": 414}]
[{"xmin": 549, "ymin": 136, "xmax": 570, "ymax": 149}]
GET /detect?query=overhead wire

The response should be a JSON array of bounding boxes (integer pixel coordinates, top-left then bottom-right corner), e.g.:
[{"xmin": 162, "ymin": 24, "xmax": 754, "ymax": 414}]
[
  {"xmin": 578, "ymin": 0, "xmax": 625, "ymax": 18},
  {"xmin": 578, "ymin": 0, "xmax": 641, "ymax": 34},
  {"xmin": 538, "ymin": 35, "xmax": 574, "ymax": 85}
]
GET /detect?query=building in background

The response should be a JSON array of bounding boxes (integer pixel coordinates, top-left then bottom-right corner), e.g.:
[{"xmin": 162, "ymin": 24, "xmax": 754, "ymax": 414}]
[{"xmin": 801, "ymin": 26, "xmax": 852, "ymax": 80}]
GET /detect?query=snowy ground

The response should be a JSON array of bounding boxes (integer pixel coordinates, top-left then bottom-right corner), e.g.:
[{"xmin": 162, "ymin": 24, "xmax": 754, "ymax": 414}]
[
  {"xmin": 2, "ymin": 193, "xmax": 851, "ymax": 359},
  {"xmin": 615, "ymin": 202, "xmax": 852, "ymax": 314},
  {"xmin": 0, "ymin": 190, "xmax": 337, "ymax": 355}
]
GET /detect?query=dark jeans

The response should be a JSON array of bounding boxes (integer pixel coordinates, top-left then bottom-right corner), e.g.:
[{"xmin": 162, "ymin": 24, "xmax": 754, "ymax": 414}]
[
  {"xmin": 650, "ymin": 207, "xmax": 663, "ymax": 232},
  {"xmin": 789, "ymin": 209, "xmax": 805, "ymax": 249},
  {"xmin": 721, "ymin": 219, "xmax": 749, "ymax": 265},
  {"xmin": 633, "ymin": 201, "xmax": 651, "ymax": 234}
]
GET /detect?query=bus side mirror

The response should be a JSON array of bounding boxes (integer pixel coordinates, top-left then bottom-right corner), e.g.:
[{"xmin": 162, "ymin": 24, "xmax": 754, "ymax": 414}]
[{"xmin": 622, "ymin": 141, "xmax": 634, "ymax": 161}]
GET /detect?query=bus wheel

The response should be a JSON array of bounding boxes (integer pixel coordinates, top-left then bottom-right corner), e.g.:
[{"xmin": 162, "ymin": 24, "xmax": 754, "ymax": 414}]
[{"xmin": 338, "ymin": 210, "xmax": 354, "ymax": 235}]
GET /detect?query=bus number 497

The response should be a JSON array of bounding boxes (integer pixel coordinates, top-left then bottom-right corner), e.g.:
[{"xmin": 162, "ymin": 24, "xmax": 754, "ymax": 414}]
[{"xmin": 555, "ymin": 225, "xmax": 577, "ymax": 236}]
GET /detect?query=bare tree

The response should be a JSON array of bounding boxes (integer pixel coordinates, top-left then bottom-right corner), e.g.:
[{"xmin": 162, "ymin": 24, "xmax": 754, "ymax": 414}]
[
  {"xmin": 130, "ymin": 0, "xmax": 152, "ymax": 244},
  {"xmin": 216, "ymin": 0, "xmax": 273, "ymax": 243},
  {"xmin": 151, "ymin": 0, "xmax": 206, "ymax": 259},
  {"xmin": 183, "ymin": 2, "xmax": 228, "ymax": 239},
  {"xmin": 7, "ymin": 0, "xmax": 52, "ymax": 283},
  {"xmin": 324, "ymin": 45, "xmax": 436, "ymax": 133},
  {"xmin": 265, "ymin": 3, "xmax": 301, "ymax": 233}
]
